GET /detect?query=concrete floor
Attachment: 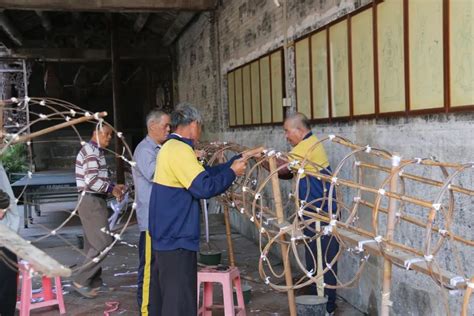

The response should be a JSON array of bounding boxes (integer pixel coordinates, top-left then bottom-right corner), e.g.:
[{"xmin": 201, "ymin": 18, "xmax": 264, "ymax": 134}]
[{"xmin": 17, "ymin": 202, "xmax": 365, "ymax": 315}]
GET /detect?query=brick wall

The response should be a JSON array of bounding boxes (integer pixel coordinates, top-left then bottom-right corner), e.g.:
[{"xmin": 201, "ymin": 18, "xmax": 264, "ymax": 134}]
[{"xmin": 173, "ymin": 1, "xmax": 473, "ymax": 314}]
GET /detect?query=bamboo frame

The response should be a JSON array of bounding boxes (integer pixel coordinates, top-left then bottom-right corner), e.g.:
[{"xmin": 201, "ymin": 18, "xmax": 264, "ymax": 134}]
[{"xmin": 199, "ymin": 134, "xmax": 473, "ymax": 315}]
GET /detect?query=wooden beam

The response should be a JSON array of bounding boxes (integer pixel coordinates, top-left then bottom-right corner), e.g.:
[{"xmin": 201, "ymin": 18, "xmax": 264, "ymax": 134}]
[
  {"xmin": 0, "ymin": 10, "xmax": 23, "ymax": 46},
  {"xmin": 0, "ymin": 0, "xmax": 217, "ymax": 12},
  {"xmin": 110, "ymin": 14, "xmax": 125, "ymax": 184},
  {"xmin": 0, "ymin": 47, "xmax": 170, "ymax": 62},
  {"xmin": 35, "ymin": 10, "xmax": 52, "ymax": 32},
  {"xmin": 0, "ymin": 224, "xmax": 71, "ymax": 277},
  {"xmin": 133, "ymin": 13, "xmax": 149, "ymax": 33},
  {"xmin": 10, "ymin": 111, "xmax": 108, "ymax": 145},
  {"xmin": 336, "ymin": 228, "xmax": 467, "ymax": 290},
  {"xmin": 162, "ymin": 12, "xmax": 195, "ymax": 46}
]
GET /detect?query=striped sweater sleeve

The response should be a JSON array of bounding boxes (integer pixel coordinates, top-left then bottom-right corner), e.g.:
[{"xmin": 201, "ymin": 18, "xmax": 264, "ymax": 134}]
[{"xmin": 83, "ymin": 148, "xmax": 112, "ymax": 193}]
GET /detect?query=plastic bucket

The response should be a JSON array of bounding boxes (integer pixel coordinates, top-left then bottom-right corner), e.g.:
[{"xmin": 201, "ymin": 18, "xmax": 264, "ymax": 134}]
[
  {"xmin": 295, "ymin": 295, "xmax": 328, "ymax": 316},
  {"xmin": 199, "ymin": 251, "xmax": 222, "ymax": 266},
  {"xmin": 233, "ymin": 284, "xmax": 252, "ymax": 305}
]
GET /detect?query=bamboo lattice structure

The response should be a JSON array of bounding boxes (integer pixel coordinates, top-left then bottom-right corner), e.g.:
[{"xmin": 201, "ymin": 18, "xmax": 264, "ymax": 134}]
[{"xmin": 199, "ymin": 135, "xmax": 473, "ymax": 316}]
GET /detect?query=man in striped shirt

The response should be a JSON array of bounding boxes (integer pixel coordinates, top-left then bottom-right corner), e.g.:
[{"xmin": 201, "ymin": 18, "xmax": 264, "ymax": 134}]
[{"xmin": 73, "ymin": 124, "xmax": 125, "ymax": 298}]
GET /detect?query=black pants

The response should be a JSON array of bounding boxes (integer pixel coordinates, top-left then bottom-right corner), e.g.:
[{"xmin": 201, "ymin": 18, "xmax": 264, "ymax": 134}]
[
  {"xmin": 304, "ymin": 231, "xmax": 339, "ymax": 313},
  {"xmin": 0, "ymin": 247, "xmax": 18, "ymax": 316},
  {"xmin": 151, "ymin": 249, "xmax": 197, "ymax": 316},
  {"xmin": 137, "ymin": 231, "xmax": 157, "ymax": 315}
]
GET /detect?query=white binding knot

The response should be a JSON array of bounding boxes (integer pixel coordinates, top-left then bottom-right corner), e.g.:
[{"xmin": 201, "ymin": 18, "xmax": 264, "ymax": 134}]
[
  {"xmin": 424, "ymin": 255, "xmax": 434, "ymax": 262},
  {"xmin": 266, "ymin": 149, "xmax": 276, "ymax": 157},
  {"xmin": 438, "ymin": 229, "xmax": 448, "ymax": 237},
  {"xmin": 391, "ymin": 155, "xmax": 401, "ymax": 166}
]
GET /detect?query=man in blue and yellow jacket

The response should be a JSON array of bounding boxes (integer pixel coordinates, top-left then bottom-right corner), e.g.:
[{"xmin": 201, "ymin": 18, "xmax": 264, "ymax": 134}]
[
  {"xmin": 148, "ymin": 103, "xmax": 248, "ymax": 316},
  {"xmin": 279, "ymin": 112, "xmax": 339, "ymax": 316}
]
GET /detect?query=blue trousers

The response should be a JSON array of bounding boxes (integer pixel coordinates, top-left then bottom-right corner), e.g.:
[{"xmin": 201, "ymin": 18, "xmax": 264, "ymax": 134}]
[
  {"xmin": 304, "ymin": 229, "xmax": 339, "ymax": 313},
  {"xmin": 137, "ymin": 231, "xmax": 157, "ymax": 315}
]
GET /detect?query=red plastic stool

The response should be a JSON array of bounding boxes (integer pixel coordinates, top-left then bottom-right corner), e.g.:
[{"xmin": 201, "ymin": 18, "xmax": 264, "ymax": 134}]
[
  {"xmin": 16, "ymin": 261, "xmax": 66, "ymax": 315},
  {"xmin": 197, "ymin": 266, "xmax": 246, "ymax": 316}
]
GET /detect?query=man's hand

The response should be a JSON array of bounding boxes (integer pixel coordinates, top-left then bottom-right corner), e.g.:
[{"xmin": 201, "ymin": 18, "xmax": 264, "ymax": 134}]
[
  {"xmin": 242, "ymin": 146, "xmax": 265, "ymax": 161},
  {"xmin": 195, "ymin": 150, "xmax": 206, "ymax": 160},
  {"xmin": 230, "ymin": 158, "xmax": 247, "ymax": 177},
  {"xmin": 112, "ymin": 184, "xmax": 126, "ymax": 202}
]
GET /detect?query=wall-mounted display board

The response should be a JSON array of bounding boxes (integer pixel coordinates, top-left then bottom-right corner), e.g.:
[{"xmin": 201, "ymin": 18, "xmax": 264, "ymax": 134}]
[
  {"xmin": 311, "ymin": 30, "xmax": 330, "ymax": 119},
  {"xmin": 377, "ymin": 0, "xmax": 405, "ymax": 113},
  {"xmin": 450, "ymin": 0, "xmax": 474, "ymax": 108},
  {"xmin": 227, "ymin": 49, "xmax": 285, "ymax": 127},
  {"xmin": 409, "ymin": 0, "xmax": 444, "ymax": 110},
  {"xmin": 352, "ymin": 9, "xmax": 375, "ymax": 116},
  {"xmin": 329, "ymin": 19, "xmax": 350, "ymax": 118},
  {"xmin": 289, "ymin": 0, "xmax": 473, "ymax": 124}
]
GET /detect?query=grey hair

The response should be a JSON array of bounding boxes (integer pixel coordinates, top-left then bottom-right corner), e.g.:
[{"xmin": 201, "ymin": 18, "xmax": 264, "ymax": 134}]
[
  {"xmin": 170, "ymin": 102, "xmax": 202, "ymax": 129},
  {"xmin": 146, "ymin": 109, "xmax": 168, "ymax": 127},
  {"xmin": 285, "ymin": 112, "xmax": 311, "ymax": 130}
]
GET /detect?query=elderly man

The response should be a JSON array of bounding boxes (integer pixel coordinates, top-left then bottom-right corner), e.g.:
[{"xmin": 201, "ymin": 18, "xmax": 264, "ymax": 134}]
[
  {"xmin": 132, "ymin": 110, "xmax": 170, "ymax": 315},
  {"xmin": 73, "ymin": 124, "xmax": 125, "ymax": 298},
  {"xmin": 148, "ymin": 103, "xmax": 257, "ymax": 316},
  {"xmin": 279, "ymin": 112, "xmax": 339, "ymax": 316}
]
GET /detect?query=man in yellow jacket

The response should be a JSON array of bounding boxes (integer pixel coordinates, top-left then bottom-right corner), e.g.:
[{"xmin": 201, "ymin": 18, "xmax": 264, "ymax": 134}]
[{"xmin": 148, "ymin": 103, "xmax": 248, "ymax": 316}]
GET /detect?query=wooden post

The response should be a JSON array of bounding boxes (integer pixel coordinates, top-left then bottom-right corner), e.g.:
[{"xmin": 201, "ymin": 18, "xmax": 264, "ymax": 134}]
[
  {"xmin": 223, "ymin": 204, "xmax": 235, "ymax": 266},
  {"xmin": 110, "ymin": 14, "xmax": 125, "ymax": 184},
  {"xmin": 461, "ymin": 276, "xmax": 473, "ymax": 316},
  {"xmin": 218, "ymin": 155, "xmax": 236, "ymax": 266},
  {"xmin": 269, "ymin": 156, "xmax": 297, "ymax": 316},
  {"xmin": 0, "ymin": 224, "xmax": 71, "ymax": 277},
  {"xmin": 381, "ymin": 154, "xmax": 400, "ymax": 316},
  {"xmin": 11, "ymin": 112, "xmax": 107, "ymax": 145}
]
